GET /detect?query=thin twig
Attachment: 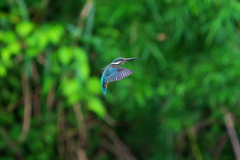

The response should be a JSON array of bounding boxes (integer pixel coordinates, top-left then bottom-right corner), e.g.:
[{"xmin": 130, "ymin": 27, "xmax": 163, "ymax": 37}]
[
  {"xmin": 58, "ymin": 129, "xmax": 81, "ymax": 142},
  {"xmin": 73, "ymin": 103, "xmax": 88, "ymax": 160},
  {"xmin": 31, "ymin": 63, "xmax": 39, "ymax": 83},
  {"xmin": 71, "ymin": 0, "xmax": 94, "ymax": 46},
  {"xmin": 104, "ymin": 126, "xmax": 137, "ymax": 160},
  {"xmin": 66, "ymin": 138, "xmax": 77, "ymax": 160},
  {"xmin": 212, "ymin": 132, "xmax": 228, "ymax": 160},
  {"xmin": 177, "ymin": 119, "xmax": 213, "ymax": 155},
  {"xmin": 57, "ymin": 106, "xmax": 65, "ymax": 159},
  {"xmin": 32, "ymin": 87, "xmax": 41, "ymax": 117},
  {"xmin": 187, "ymin": 127, "xmax": 203, "ymax": 160},
  {"xmin": 73, "ymin": 103, "xmax": 87, "ymax": 146},
  {"xmin": 14, "ymin": 0, "xmax": 29, "ymax": 21},
  {"xmin": 103, "ymin": 114, "xmax": 116, "ymax": 127},
  {"xmin": 7, "ymin": 87, "xmax": 40, "ymax": 113},
  {"xmin": 47, "ymin": 86, "xmax": 55, "ymax": 111},
  {"xmin": 0, "ymin": 127, "xmax": 25, "ymax": 160},
  {"xmin": 222, "ymin": 107, "xmax": 240, "ymax": 160}
]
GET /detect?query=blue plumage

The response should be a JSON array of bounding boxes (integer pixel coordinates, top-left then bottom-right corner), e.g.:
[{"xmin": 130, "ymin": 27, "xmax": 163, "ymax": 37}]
[{"xmin": 101, "ymin": 57, "xmax": 137, "ymax": 94}]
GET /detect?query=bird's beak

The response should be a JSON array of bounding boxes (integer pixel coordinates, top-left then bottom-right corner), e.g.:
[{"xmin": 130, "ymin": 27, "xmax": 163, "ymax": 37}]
[{"xmin": 124, "ymin": 57, "xmax": 137, "ymax": 61}]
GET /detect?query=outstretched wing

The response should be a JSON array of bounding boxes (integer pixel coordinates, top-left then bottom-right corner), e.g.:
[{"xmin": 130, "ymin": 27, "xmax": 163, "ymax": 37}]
[{"xmin": 105, "ymin": 67, "xmax": 134, "ymax": 83}]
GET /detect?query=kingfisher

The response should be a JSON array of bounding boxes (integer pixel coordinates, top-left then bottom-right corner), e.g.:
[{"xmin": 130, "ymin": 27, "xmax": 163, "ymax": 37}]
[{"xmin": 101, "ymin": 57, "xmax": 137, "ymax": 94}]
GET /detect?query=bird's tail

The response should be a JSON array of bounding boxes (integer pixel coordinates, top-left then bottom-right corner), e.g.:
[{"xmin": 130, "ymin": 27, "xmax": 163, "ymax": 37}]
[
  {"xmin": 102, "ymin": 87, "xmax": 107, "ymax": 95},
  {"xmin": 102, "ymin": 83, "xmax": 108, "ymax": 95}
]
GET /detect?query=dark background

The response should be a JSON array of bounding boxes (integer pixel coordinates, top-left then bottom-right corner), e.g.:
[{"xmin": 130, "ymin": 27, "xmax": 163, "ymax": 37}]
[{"xmin": 1, "ymin": 0, "xmax": 240, "ymax": 159}]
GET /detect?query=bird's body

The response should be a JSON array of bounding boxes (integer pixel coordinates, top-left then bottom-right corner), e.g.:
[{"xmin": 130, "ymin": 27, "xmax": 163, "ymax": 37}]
[{"xmin": 101, "ymin": 57, "xmax": 137, "ymax": 94}]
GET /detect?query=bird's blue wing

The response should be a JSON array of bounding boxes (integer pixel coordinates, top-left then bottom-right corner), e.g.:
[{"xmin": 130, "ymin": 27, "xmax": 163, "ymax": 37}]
[{"xmin": 105, "ymin": 67, "xmax": 134, "ymax": 83}]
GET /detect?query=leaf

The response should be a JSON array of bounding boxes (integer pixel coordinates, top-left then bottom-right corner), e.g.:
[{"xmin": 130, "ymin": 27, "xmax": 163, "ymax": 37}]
[
  {"xmin": 26, "ymin": 48, "xmax": 39, "ymax": 57},
  {"xmin": 8, "ymin": 41, "xmax": 21, "ymax": 55},
  {"xmin": 15, "ymin": 21, "xmax": 34, "ymax": 37},
  {"xmin": 4, "ymin": 31, "xmax": 17, "ymax": 43},
  {"xmin": 61, "ymin": 77, "xmax": 81, "ymax": 104},
  {"xmin": 58, "ymin": 46, "xmax": 73, "ymax": 65},
  {"xmin": 1, "ymin": 48, "xmax": 11, "ymax": 63},
  {"xmin": 0, "ymin": 65, "xmax": 7, "ymax": 77},
  {"xmin": 74, "ymin": 47, "xmax": 90, "ymax": 80},
  {"xmin": 47, "ymin": 25, "xmax": 64, "ymax": 44},
  {"xmin": 0, "ymin": 111, "xmax": 13, "ymax": 124},
  {"xmin": 87, "ymin": 77, "xmax": 101, "ymax": 94},
  {"xmin": 42, "ymin": 77, "xmax": 54, "ymax": 94},
  {"xmin": 157, "ymin": 85, "xmax": 167, "ymax": 96},
  {"xmin": 88, "ymin": 97, "xmax": 106, "ymax": 118}
]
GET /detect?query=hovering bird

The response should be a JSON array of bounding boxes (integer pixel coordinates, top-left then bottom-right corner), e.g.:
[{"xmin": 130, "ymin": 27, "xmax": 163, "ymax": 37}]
[{"xmin": 101, "ymin": 57, "xmax": 137, "ymax": 94}]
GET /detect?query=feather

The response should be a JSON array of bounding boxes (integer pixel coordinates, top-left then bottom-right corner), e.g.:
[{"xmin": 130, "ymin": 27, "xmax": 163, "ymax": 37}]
[
  {"xmin": 101, "ymin": 67, "xmax": 106, "ymax": 72},
  {"xmin": 105, "ymin": 67, "xmax": 134, "ymax": 83}
]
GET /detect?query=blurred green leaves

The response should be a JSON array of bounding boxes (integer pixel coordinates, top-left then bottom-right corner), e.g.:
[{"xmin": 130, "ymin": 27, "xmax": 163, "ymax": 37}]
[
  {"xmin": 74, "ymin": 47, "xmax": 90, "ymax": 80},
  {"xmin": 61, "ymin": 77, "xmax": 81, "ymax": 104},
  {"xmin": 15, "ymin": 22, "xmax": 34, "ymax": 37},
  {"xmin": 88, "ymin": 97, "xmax": 106, "ymax": 118},
  {"xmin": 1, "ymin": 0, "xmax": 240, "ymax": 160},
  {"xmin": 58, "ymin": 46, "xmax": 73, "ymax": 65},
  {"xmin": 0, "ymin": 2, "xmax": 105, "ymax": 158},
  {"xmin": 87, "ymin": 77, "xmax": 101, "ymax": 94}
]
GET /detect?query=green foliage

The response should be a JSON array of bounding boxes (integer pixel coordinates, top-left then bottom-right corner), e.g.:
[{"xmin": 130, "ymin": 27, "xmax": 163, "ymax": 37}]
[{"xmin": 1, "ymin": 0, "xmax": 240, "ymax": 160}]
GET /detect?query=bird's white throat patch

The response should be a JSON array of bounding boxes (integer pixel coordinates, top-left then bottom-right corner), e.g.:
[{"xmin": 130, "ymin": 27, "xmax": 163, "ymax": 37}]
[{"xmin": 111, "ymin": 61, "xmax": 121, "ymax": 65}]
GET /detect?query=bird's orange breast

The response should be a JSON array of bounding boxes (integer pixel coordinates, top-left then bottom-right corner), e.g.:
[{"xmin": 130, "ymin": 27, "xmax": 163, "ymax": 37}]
[{"xmin": 105, "ymin": 83, "xmax": 109, "ymax": 89}]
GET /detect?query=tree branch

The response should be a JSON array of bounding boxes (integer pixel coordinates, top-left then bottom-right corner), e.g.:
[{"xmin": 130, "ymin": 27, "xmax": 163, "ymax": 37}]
[
  {"xmin": 18, "ymin": 71, "xmax": 32, "ymax": 142},
  {"xmin": 187, "ymin": 127, "xmax": 203, "ymax": 160},
  {"xmin": 104, "ymin": 127, "xmax": 137, "ymax": 160},
  {"xmin": 0, "ymin": 127, "xmax": 25, "ymax": 160},
  {"xmin": 222, "ymin": 107, "xmax": 240, "ymax": 160}
]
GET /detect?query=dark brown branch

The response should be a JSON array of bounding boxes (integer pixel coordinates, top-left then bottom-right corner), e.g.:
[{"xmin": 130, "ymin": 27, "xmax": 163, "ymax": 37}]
[
  {"xmin": 32, "ymin": 87, "xmax": 41, "ymax": 117},
  {"xmin": 73, "ymin": 103, "xmax": 88, "ymax": 160},
  {"xmin": 73, "ymin": 103, "xmax": 87, "ymax": 146},
  {"xmin": 7, "ymin": 87, "xmax": 40, "ymax": 113},
  {"xmin": 18, "ymin": 71, "xmax": 32, "ymax": 143},
  {"xmin": 57, "ymin": 107, "xmax": 65, "ymax": 159},
  {"xmin": 31, "ymin": 63, "xmax": 39, "ymax": 83},
  {"xmin": 47, "ymin": 86, "xmax": 55, "ymax": 111},
  {"xmin": 212, "ymin": 132, "xmax": 228, "ymax": 160}
]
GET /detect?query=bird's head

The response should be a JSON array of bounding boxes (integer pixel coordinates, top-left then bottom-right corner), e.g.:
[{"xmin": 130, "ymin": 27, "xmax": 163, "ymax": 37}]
[{"xmin": 111, "ymin": 57, "xmax": 137, "ymax": 65}]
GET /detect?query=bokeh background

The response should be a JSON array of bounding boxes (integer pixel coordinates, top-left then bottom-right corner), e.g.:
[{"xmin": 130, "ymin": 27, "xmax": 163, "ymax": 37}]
[{"xmin": 1, "ymin": 0, "xmax": 240, "ymax": 159}]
